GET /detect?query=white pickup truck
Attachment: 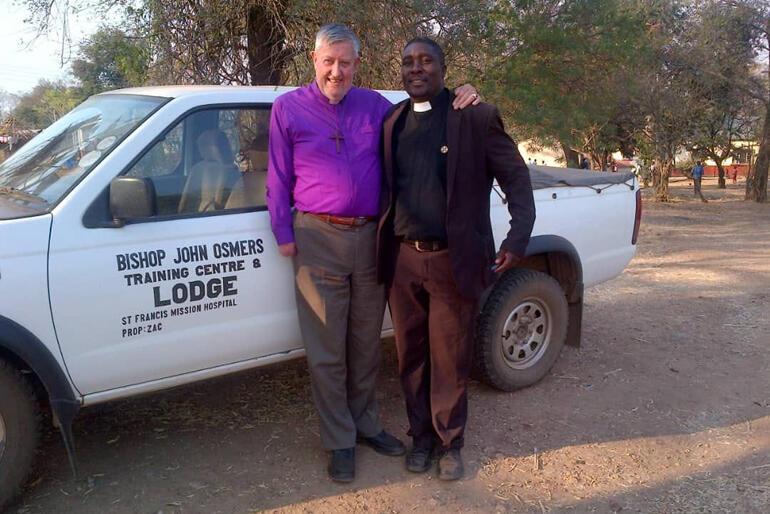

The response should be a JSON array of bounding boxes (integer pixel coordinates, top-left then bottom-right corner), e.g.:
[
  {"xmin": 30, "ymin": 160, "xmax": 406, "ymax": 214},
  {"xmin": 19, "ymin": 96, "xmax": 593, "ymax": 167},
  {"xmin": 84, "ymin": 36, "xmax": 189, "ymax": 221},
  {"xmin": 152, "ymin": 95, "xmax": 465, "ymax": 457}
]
[{"xmin": 0, "ymin": 86, "xmax": 641, "ymax": 506}]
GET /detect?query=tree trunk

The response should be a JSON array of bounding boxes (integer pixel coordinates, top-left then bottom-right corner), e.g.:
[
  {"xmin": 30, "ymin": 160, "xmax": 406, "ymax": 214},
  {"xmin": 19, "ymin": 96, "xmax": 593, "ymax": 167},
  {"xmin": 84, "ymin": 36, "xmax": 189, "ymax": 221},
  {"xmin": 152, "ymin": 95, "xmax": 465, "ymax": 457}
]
[
  {"xmin": 604, "ymin": 152, "xmax": 612, "ymax": 172},
  {"xmin": 589, "ymin": 152, "xmax": 601, "ymax": 171},
  {"xmin": 746, "ymin": 25, "xmax": 770, "ymax": 203},
  {"xmin": 653, "ymin": 157, "xmax": 670, "ymax": 201},
  {"xmin": 560, "ymin": 142, "xmax": 580, "ymax": 168},
  {"xmin": 716, "ymin": 162, "xmax": 726, "ymax": 189},
  {"xmin": 246, "ymin": 3, "xmax": 286, "ymax": 86},
  {"xmin": 746, "ymin": 101, "xmax": 769, "ymax": 203}
]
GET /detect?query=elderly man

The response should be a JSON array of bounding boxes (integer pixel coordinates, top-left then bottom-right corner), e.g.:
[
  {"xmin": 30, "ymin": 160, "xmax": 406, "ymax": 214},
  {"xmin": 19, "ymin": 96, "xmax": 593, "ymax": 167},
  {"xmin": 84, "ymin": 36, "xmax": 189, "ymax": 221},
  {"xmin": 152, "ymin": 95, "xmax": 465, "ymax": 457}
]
[
  {"xmin": 266, "ymin": 24, "xmax": 478, "ymax": 482},
  {"xmin": 377, "ymin": 37, "xmax": 535, "ymax": 480}
]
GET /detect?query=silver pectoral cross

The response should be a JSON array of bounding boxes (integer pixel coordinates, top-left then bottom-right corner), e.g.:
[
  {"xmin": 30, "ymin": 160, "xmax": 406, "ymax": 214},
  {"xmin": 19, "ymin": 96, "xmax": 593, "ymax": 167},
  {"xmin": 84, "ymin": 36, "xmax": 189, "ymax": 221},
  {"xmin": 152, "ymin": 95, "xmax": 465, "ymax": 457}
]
[{"xmin": 330, "ymin": 130, "xmax": 344, "ymax": 153}]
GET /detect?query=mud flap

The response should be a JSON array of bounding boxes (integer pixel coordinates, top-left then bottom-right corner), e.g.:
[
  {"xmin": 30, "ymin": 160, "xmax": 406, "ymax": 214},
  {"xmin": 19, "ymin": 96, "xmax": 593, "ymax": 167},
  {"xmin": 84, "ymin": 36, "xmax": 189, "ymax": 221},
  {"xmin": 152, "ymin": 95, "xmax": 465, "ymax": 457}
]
[
  {"xmin": 566, "ymin": 283, "xmax": 584, "ymax": 347},
  {"xmin": 50, "ymin": 399, "xmax": 81, "ymax": 477}
]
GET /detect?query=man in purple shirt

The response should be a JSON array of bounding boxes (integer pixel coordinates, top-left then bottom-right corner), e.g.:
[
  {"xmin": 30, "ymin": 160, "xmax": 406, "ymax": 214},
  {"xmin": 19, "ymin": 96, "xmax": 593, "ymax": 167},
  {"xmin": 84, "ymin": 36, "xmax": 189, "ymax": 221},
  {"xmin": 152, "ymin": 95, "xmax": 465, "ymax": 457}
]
[{"xmin": 267, "ymin": 24, "xmax": 478, "ymax": 482}]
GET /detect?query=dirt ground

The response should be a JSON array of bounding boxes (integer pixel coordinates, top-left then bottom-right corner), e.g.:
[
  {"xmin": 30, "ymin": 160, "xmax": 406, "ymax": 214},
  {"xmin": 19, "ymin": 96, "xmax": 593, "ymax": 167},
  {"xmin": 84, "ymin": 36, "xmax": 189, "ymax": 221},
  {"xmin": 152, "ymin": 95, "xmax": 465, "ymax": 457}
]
[{"xmin": 7, "ymin": 178, "xmax": 770, "ymax": 514}]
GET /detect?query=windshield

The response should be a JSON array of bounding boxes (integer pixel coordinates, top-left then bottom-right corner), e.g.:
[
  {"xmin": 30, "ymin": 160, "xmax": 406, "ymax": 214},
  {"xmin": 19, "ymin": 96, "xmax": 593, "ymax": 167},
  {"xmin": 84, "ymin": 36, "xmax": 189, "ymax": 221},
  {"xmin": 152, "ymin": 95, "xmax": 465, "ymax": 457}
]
[{"xmin": 0, "ymin": 95, "xmax": 165, "ymax": 212}]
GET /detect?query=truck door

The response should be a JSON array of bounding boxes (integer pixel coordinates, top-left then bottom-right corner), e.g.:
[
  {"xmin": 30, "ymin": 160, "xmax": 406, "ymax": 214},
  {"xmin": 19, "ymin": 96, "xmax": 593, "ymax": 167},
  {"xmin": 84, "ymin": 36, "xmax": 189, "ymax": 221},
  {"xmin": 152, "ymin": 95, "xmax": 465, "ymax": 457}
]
[{"xmin": 48, "ymin": 105, "xmax": 303, "ymax": 395}]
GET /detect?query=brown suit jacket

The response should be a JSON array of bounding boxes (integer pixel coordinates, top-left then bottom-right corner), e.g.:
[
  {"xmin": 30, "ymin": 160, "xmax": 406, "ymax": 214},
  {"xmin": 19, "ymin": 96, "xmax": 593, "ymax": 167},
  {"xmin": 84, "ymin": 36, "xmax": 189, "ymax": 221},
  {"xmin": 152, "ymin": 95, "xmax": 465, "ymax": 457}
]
[{"xmin": 376, "ymin": 92, "xmax": 536, "ymax": 299}]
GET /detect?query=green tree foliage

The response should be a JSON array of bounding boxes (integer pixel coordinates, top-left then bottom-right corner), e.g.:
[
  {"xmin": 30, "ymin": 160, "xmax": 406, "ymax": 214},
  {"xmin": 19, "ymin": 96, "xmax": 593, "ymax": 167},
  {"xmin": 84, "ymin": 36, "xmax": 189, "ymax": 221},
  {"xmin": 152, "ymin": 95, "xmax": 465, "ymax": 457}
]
[
  {"xmin": 482, "ymin": 0, "xmax": 649, "ymax": 168},
  {"xmin": 631, "ymin": 0, "xmax": 694, "ymax": 201},
  {"xmin": 72, "ymin": 27, "xmax": 149, "ymax": 96}
]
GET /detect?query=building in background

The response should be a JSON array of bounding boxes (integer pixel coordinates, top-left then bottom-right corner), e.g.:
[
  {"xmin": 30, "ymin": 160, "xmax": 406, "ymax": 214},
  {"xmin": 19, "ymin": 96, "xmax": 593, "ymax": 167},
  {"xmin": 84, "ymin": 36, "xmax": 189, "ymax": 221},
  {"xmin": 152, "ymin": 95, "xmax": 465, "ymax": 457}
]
[{"xmin": 672, "ymin": 139, "xmax": 758, "ymax": 178}]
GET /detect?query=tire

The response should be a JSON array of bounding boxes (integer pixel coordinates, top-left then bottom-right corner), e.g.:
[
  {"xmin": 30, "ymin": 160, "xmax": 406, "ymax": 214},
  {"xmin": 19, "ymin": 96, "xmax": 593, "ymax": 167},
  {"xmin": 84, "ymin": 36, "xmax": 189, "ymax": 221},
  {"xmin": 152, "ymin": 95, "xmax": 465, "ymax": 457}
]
[
  {"xmin": 474, "ymin": 269, "xmax": 568, "ymax": 391},
  {"xmin": 0, "ymin": 360, "xmax": 40, "ymax": 510}
]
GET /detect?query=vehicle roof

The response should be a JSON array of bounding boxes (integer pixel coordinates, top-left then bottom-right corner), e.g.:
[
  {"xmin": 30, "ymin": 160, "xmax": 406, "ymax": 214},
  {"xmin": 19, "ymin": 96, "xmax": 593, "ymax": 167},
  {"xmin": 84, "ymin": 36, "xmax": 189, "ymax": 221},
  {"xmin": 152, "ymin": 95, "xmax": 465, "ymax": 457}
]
[
  {"xmin": 98, "ymin": 85, "xmax": 299, "ymax": 99},
  {"xmin": 98, "ymin": 85, "xmax": 408, "ymax": 104}
]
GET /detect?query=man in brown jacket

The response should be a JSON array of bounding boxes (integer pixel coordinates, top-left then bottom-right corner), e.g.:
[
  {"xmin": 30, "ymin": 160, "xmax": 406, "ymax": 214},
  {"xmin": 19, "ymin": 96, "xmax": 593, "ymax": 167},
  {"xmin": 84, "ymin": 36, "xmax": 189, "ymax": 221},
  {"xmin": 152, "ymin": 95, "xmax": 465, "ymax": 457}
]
[{"xmin": 376, "ymin": 37, "xmax": 536, "ymax": 480}]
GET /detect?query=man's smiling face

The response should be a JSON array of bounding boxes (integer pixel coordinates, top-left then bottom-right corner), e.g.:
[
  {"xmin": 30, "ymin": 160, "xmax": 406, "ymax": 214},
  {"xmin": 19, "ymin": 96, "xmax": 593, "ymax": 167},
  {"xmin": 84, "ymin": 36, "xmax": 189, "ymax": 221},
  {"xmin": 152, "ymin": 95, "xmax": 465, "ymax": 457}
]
[
  {"xmin": 312, "ymin": 41, "xmax": 360, "ymax": 104},
  {"xmin": 401, "ymin": 41, "xmax": 446, "ymax": 102}
]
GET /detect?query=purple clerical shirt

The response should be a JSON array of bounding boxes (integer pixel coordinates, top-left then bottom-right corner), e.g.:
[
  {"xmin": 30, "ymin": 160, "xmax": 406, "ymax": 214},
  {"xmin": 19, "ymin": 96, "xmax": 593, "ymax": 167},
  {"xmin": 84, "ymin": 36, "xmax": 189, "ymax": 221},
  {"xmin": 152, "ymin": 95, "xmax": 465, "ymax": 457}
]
[{"xmin": 267, "ymin": 81, "xmax": 392, "ymax": 245}]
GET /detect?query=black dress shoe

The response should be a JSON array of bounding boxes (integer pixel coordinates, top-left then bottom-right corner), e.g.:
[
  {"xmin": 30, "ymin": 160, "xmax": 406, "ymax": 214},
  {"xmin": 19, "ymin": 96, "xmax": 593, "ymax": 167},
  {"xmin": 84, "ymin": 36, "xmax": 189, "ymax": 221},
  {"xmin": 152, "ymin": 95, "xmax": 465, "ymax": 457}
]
[
  {"xmin": 328, "ymin": 448, "xmax": 355, "ymax": 482},
  {"xmin": 357, "ymin": 430, "xmax": 406, "ymax": 456},
  {"xmin": 406, "ymin": 445, "xmax": 433, "ymax": 473},
  {"xmin": 438, "ymin": 448, "xmax": 464, "ymax": 481}
]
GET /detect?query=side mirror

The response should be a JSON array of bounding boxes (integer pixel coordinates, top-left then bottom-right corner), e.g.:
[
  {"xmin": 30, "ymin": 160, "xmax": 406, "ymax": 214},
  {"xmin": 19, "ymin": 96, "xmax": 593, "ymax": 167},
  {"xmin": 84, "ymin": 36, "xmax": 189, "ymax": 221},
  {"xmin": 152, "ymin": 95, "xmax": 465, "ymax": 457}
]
[{"xmin": 109, "ymin": 177, "xmax": 156, "ymax": 225}]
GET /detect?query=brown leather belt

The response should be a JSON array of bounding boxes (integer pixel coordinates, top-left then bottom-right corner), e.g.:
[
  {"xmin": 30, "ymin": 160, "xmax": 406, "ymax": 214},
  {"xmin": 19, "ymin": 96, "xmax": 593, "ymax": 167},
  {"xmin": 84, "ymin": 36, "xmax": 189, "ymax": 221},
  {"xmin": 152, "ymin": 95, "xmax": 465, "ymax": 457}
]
[
  {"xmin": 307, "ymin": 212, "xmax": 376, "ymax": 226},
  {"xmin": 402, "ymin": 239, "xmax": 447, "ymax": 252}
]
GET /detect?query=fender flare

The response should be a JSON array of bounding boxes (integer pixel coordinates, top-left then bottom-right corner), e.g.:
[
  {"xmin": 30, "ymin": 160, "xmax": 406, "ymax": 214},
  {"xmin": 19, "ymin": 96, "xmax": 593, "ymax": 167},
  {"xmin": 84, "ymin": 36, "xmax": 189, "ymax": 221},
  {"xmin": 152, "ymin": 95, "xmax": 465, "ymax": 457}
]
[
  {"xmin": 524, "ymin": 235, "xmax": 584, "ymax": 347},
  {"xmin": 0, "ymin": 315, "xmax": 78, "ymax": 404},
  {"xmin": 0, "ymin": 315, "xmax": 81, "ymax": 474},
  {"xmin": 524, "ymin": 234, "xmax": 583, "ymax": 293}
]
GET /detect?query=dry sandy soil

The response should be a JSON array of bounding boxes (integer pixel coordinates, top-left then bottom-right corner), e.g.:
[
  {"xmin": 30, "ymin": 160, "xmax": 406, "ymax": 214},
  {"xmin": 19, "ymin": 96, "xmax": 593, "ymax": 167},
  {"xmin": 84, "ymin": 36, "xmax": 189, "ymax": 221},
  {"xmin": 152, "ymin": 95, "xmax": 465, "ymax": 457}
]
[{"xmin": 7, "ymin": 178, "xmax": 770, "ymax": 514}]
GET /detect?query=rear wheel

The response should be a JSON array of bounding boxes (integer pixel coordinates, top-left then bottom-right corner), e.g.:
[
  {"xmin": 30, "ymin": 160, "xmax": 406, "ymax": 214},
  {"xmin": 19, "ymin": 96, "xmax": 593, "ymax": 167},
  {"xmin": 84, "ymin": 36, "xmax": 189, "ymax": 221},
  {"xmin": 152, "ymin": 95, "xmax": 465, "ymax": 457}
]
[
  {"xmin": 0, "ymin": 360, "xmax": 40, "ymax": 509},
  {"xmin": 474, "ymin": 269, "xmax": 568, "ymax": 391}
]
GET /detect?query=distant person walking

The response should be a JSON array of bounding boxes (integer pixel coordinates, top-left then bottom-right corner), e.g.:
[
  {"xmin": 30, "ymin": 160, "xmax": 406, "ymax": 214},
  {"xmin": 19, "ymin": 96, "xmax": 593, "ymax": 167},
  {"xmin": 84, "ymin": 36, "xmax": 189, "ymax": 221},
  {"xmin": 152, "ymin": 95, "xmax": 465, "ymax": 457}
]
[
  {"xmin": 579, "ymin": 156, "xmax": 590, "ymax": 169},
  {"xmin": 691, "ymin": 161, "xmax": 704, "ymax": 196},
  {"xmin": 732, "ymin": 165, "xmax": 738, "ymax": 184}
]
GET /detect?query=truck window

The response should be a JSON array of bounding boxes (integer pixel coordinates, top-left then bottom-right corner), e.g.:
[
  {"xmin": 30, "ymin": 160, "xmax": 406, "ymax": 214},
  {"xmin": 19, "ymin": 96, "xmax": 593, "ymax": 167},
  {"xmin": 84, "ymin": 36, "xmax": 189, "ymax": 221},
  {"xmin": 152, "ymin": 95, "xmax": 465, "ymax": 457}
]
[
  {"xmin": 0, "ymin": 95, "xmax": 164, "ymax": 217},
  {"xmin": 128, "ymin": 123, "xmax": 183, "ymax": 179},
  {"xmin": 123, "ymin": 106, "xmax": 270, "ymax": 217}
]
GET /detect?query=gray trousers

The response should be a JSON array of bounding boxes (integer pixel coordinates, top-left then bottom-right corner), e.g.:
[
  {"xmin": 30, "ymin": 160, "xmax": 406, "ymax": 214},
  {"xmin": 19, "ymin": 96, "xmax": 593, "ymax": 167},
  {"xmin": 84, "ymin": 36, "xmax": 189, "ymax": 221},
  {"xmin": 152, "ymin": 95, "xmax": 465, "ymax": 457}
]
[{"xmin": 292, "ymin": 211, "xmax": 385, "ymax": 450}]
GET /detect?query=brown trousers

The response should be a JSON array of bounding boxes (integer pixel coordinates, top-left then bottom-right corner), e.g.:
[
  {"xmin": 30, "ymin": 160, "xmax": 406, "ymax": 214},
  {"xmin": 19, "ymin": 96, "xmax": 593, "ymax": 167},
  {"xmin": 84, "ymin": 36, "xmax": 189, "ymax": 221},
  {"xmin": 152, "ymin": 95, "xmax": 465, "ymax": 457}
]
[
  {"xmin": 293, "ymin": 211, "xmax": 385, "ymax": 450},
  {"xmin": 388, "ymin": 243, "xmax": 477, "ymax": 450}
]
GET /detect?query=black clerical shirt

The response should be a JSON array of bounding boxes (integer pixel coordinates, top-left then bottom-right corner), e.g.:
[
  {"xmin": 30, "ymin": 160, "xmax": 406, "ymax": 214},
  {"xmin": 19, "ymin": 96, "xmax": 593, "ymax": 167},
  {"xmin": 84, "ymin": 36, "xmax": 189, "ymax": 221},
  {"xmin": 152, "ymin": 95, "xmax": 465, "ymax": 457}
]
[{"xmin": 392, "ymin": 88, "xmax": 449, "ymax": 241}]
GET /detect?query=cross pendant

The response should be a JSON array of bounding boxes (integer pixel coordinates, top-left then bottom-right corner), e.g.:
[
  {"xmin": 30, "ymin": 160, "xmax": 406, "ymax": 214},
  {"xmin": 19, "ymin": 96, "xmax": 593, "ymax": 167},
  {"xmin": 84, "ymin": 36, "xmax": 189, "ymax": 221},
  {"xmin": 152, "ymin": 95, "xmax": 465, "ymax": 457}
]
[{"xmin": 330, "ymin": 130, "xmax": 344, "ymax": 153}]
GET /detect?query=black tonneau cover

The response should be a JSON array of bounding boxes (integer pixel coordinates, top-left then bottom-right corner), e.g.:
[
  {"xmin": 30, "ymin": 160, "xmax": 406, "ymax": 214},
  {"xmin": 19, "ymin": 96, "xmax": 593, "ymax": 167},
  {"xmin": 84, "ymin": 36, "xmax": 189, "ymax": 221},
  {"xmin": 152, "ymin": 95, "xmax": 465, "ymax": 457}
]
[{"xmin": 529, "ymin": 165, "xmax": 635, "ymax": 190}]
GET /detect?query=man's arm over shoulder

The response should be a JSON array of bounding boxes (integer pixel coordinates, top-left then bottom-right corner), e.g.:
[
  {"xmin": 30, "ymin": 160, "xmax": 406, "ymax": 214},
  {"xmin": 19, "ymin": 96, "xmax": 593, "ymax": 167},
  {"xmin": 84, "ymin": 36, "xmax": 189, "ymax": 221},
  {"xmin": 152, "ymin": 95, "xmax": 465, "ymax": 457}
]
[
  {"xmin": 483, "ymin": 105, "xmax": 536, "ymax": 258},
  {"xmin": 266, "ymin": 97, "xmax": 296, "ymax": 245}
]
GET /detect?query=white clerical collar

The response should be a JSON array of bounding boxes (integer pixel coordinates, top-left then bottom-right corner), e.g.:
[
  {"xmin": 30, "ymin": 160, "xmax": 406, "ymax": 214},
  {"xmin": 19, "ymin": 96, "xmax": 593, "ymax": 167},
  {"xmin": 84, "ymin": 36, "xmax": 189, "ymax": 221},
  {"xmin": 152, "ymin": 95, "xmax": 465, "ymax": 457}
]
[{"xmin": 412, "ymin": 100, "xmax": 432, "ymax": 112}]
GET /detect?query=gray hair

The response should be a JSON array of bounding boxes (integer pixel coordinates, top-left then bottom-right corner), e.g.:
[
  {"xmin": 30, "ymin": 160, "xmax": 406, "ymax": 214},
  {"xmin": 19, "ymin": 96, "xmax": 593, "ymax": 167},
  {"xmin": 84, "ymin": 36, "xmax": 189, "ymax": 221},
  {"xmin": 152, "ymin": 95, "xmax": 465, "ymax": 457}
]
[{"xmin": 315, "ymin": 23, "xmax": 360, "ymax": 56}]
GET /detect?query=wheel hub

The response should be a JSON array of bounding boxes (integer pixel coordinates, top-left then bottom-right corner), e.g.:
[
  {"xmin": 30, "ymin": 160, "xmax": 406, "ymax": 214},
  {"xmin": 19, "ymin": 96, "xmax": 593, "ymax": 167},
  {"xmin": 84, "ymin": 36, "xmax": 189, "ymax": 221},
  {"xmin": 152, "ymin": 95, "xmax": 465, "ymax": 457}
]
[{"xmin": 500, "ymin": 299, "xmax": 551, "ymax": 370}]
